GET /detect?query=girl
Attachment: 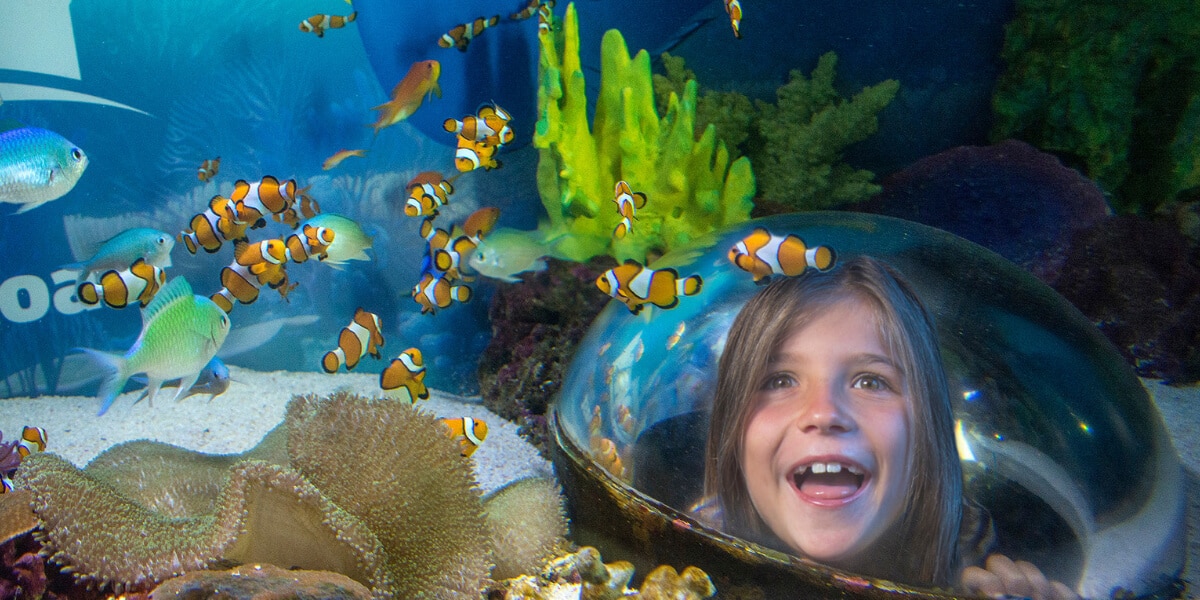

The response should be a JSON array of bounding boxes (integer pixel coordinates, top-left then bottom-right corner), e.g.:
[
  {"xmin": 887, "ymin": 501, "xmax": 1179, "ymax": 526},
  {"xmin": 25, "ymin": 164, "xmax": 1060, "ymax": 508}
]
[{"xmin": 703, "ymin": 255, "xmax": 1076, "ymax": 598}]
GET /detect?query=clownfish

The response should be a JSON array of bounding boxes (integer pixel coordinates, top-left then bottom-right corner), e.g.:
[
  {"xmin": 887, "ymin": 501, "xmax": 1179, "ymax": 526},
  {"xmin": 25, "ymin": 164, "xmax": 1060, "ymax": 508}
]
[
  {"xmin": 420, "ymin": 217, "xmax": 453, "ymax": 254},
  {"xmin": 197, "ymin": 157, "xmax": 220, "ymax": 182},
  {"xmin": 510, "ymin": 0, "xmax": 554, "ymax": 20},
  {"xmin": 77, "ymin": 258, "xmax": 167, "ymax": 309},
  {"xmin": 380, "ymin": 347, "xmax": 429, "ymax": 403},
  {"xmin": 230, "ymin": 176, "xmax": 304, "ymax": 229},
  {"xmin": 404, "ymin": 171, "xmax": 455, "ymax": 217},
  {"xmin": 454, "ymin": 137, "xmax": 500, "ymax": 172},
  {"xmin": 724, "ymin": 0, "xmax": 743, "ymax": 38},
  {"xmin": 438, "ymin": 16, "xmax": 499, "ymax": 52},
  {"xmin": 209, "ymin": 241, "xmax": 296, "ymax": 313},
  {"xmin": 322, "ymin": 148, "xmax": 366, "ymax": 170},
  {"xmin": 537, "ymin": 2, "xmax": 554, "ymax": 34},
  {"xmin": 371, "ymin": 60, "xmax": 441, "ymax": 134},
  {"xmin": 595, "ymin": 260, "xmax": 703, "ymax": 314},
  {"xmin": 590, "ymin": 435, "xmax": 624, "ymax": 478},
  {"xmin": 727, "ymin": 227, "xmax": 836, "ymax": 283},
  {"xmin": 15, "ymin": 426, "xmax": 46, "ymax": 459},
  {"xmin": 284, "ymin": 224, "xmax": 335, "ymax": 263},
  {"xmin": 412, "ymin": 272, "xmax": 471, "ymax": 314},
  {"xmin": 299, "ymin": 11, "xmax": 357, "ymax": 38},
  {"xmin": 322, "ymin": 308, "xmax": 385, "ymax": 373},
  {"xmin": 433, "ymin": 234, "xmax": 479, "ymax": 281},
  {"xmin": 612, "ymin": 180, "xmax": 647, "ymax": 239},
  {"xmin": 440, "ymin": 417, "xmax": 488, "ymax": 457},
  {"xmin": 179, "ymin": 195, "xmax": 243, "ymax": 254},
  {"xmin": 443, "ymin": 104, "xmax": 514, "ymax": 148}
]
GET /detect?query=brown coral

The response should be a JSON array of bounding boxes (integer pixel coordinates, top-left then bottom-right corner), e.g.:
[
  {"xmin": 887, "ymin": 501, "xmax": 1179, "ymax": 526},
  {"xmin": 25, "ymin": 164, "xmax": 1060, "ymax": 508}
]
[{"xmin": 12, "ymin": 393, "xmax": 494, "ymax": 599}]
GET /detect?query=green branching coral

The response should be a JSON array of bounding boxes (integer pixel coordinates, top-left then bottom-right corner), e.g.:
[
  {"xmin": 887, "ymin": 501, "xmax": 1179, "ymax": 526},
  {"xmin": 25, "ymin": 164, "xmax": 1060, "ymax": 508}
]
[
  {"xmin": 534, "ymin": 3, "xmax": 755, "ymax": 263},
  {"xmin": 653, "ymin": 51, "xmax": 899, "ymax": 212},
  {"xmin": 13, "ymin": 393, "xmax": 493, "ymax": 598},
  {"xmin": 993, "ymin": 0, "xmax": 1200, "ymax": 215}
]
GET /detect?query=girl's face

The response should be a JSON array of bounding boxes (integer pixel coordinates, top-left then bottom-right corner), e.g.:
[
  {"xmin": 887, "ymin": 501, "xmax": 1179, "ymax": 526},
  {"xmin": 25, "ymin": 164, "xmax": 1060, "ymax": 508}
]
[{"xmin": 740, "ymin": 296, "xmax": 912, "ymax": 565}]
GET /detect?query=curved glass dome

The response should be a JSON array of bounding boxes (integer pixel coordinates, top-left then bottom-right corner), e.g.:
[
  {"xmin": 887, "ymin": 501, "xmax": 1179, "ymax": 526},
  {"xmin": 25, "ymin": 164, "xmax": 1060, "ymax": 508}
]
[{"xmin": 555, "ymin": 211, "xmax": 1184, "ymax": 598}]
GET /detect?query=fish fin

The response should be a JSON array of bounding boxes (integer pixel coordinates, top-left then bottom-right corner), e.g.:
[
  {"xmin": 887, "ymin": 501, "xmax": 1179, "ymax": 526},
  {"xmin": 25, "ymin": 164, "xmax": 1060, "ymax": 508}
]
[
  {"xmin": 142, "ymin": 277, "xmax": 194, "ymax": 325},
  {"xmin": 171, "ymin": 372, "xmax": 202, "ymax": 403},
  {"xmin": 77, "ymin": 348, "xmax": 128, "ymax": 416},
  {"xmin": 142, "ymin": 379, "xmax": 165, "ymax": 406},
  {"xmin": 0, "ymin": 119, "xmax": 25, "ymax": 134},
  {"xmin": 13, "ymin": 200, "xmax": 48, "ymax": 214}
]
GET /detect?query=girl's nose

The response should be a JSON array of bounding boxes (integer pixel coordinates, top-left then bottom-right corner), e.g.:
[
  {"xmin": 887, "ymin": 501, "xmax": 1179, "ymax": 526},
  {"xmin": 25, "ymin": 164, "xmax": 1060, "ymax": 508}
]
[{"xmin": 797, "ymin": 381, "xmax": 854, "ymax": 434}]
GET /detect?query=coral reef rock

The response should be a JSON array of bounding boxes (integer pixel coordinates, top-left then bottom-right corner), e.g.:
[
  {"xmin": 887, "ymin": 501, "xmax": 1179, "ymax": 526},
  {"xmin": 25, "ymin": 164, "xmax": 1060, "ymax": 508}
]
[
  {"xmin": 495, "ymin": 546, "xmax": 715, "ymax": 600},
  {"xmin": 152, "ymin": 563, "xmax": 372, "ymax": 600},
  {"xmin": 861, "ymin": 139, "xmax": 1111, "ymax": 285},
  {"xmin": 13, "ymin": 392, "xmax": 495, "ymax": 598}
]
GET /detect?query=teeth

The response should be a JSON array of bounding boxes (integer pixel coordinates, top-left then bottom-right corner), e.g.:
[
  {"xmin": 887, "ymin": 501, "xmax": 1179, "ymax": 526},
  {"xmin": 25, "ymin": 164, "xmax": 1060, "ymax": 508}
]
[{"xmin": 803, "ymin": 462, "xmax": 863, "ymax": 475}]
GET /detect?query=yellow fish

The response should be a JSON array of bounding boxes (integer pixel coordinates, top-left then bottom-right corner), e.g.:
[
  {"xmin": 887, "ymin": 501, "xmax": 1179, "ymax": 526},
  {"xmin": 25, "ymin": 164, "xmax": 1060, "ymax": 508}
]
[
  {"xmin": 322, "ymin": 148, "xmax": 366, "ymax": 170},
  {"xmin": 440, "ymin": 417, "xmax": 488, "ymax": 457},
  {"xmin": 370, "ymin": 60, "xmax": 441, "ymax": 135}
]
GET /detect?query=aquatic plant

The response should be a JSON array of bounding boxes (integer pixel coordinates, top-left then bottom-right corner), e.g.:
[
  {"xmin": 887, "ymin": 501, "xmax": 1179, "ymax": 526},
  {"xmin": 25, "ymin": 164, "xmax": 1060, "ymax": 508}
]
[
  {"xmin": 993, "ymin": 0, "xmax": 1200, "ymax": 216},
  {"xmin": 653, "ymin": 52, "xmax": 899, "ymax": 212},
  {"xmin": 13, "ymin": 392, "xmax": 493, "ymax": 597},
  {"xmin": 532, "ymin": 3, "xmax": 755, "ymax": 263}
]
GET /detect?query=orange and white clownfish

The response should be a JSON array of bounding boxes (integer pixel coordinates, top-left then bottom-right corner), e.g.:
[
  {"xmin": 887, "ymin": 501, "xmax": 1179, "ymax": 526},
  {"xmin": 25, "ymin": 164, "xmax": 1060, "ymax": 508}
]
[
  {"xmin": 724, "ymin": 0, "xmax": 743, "ymax": 38},
  {"xmin": 420, "ymin": 217, "xmax": 453, "ymax": 254},
  {"xmin": 15, "ymin": 426, "xmax": 46, "ymax": 459},
  {"xmin": 443, "ymin": 103, "xmax": 513, "ymax": 148},
  {"xmin": 404, "ymin": 171, "xmax": 455, "ymax": 217},
  {"xmin": 180, "ymin": 194, "xmax": 244, "ymax": 254},
  {"xmin": 595, "ymin": 259, "xmax": 703, "ymax": 314},
  {"xmin": 230, "ymin": 176, "xmax": 303, "ymax": 229},
  {"xmin": 299, "ymin": 11, "xmax": 357, "ymax": 38},
  {"xmin": 454, "ymin": 137, "xmax": 500, "ymax": 172},
  {"xmin": 285, "ymin": 224, "xmax": 335, "ymax": 263},
  {"xmin": 322, "ymin": 308, "xmax": 385, "ymax": 373},
  {"xmin": 432, "ymin": 234, "xmax": 479, "ymax": 281},
  {"xmin": 727, "ymin": 227, "xmax": 836, "ymax": 283},
  {"xmin": 209, "ymin": 242, "xmax": 297, "ymax": 314},
  {"xmin": 437, "ymin": 16, "xmax": 499, "ymax": 52},
  {"xmin": 611, "ymin": 180, "xmax": 647, "ymax": 239},
  {"xmin": 77, "ymin": 258, "xmax": 167, "ymax": 309},
  {"xmin": 197, "ymin": 157, "xmax": 220, "ymax": 182},
  {"xmin": 537, "ymin": 2, "xmax": 554, "ymax": 34},
  {"xmin": 380, "ymin": 347, "xmax": 429, "ymax": 402},
  {"xmin": 412, "ymin": 272, "xmax": 471, "ymax": 314},
  {"xmin": 236, "ymin": 239, "xmax": 290, "ymax": 289},
  {"xmin": 440, "ymin": 417, "xmax": 488, "ymax": 457},
  {"xmin": 509, "ymin": 0, "xmax": 548, "ymax": 20}
]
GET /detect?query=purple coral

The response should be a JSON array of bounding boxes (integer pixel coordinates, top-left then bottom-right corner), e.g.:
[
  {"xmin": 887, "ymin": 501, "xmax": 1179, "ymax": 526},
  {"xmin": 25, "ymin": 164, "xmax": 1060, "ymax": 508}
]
[{"xmin": 0, "ymin": 433, "xmax": 20, "ymax": 475}]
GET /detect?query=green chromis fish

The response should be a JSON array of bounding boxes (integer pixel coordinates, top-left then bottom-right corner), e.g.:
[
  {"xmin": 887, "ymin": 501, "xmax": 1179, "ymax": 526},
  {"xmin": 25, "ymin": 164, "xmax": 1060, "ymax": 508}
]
[
  {"xmin": 65, "ymin": 227, "xmax": 175, "ymax": 284},
  {"xmin": 302, "ymin": 213, "xmax": 372, "ymax": 269},
  {"xmin": 80, "ymin": 277, "xmax": 231, "ymax": 416},
  {"xmin": 467, "ymin": 227, "xmax": 556, "ymax": 283},
  {"xmin": 0, "ymin": 126, "xmax": 88, "ymax": 214}
]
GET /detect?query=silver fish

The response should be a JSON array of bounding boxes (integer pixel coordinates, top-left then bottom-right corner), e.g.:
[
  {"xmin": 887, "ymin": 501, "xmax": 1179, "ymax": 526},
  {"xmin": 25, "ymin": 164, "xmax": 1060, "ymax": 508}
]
[
  {"xmin": 0, "ymin": 126, "xmax": 89, "ymax": 213},
  {"xmin": 467, "ymin": 227, "xmax": 555, "ymax": 282}
]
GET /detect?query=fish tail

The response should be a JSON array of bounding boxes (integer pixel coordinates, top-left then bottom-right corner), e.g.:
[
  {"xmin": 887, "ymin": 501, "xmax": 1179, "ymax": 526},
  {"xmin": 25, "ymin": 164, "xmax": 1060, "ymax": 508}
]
[{"xmin": 77, "ymin": 348, "xmax": 128, "ymax": 416}]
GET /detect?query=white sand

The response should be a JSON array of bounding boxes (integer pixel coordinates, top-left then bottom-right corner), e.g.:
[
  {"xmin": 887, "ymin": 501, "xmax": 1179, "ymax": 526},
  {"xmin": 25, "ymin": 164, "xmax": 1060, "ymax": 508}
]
[
  {"xmin": 0, "ymin": 369, "xmax": 1195, "ymax": 593},
  {"xmin": 0, "ymin": 366, "xmax": 552, "ymax": 498}
]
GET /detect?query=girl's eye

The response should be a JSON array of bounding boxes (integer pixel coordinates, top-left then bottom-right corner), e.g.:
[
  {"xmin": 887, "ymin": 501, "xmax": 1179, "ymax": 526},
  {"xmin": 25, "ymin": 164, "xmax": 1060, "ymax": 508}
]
[
  {"xmin": 853, "ymin": 374, "xmax": 891, "ymax": 392},
  {"xmin": 761, "ymin": 373, "xmax": 795, "ymax": 390}
]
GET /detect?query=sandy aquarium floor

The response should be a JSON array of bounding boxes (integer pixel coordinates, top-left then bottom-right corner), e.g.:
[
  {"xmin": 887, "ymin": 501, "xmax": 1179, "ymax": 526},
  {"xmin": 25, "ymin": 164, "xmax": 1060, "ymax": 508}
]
[{"xmin": 0, "ymin": 369, "xmax": 1195, "ymax": 593}]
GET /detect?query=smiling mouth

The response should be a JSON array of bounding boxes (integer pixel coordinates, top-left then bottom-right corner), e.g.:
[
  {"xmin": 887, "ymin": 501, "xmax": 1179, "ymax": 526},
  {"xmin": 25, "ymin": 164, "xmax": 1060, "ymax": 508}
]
[{"xmin": 792, "ymin": 462, "xmax": 867, "ymax": 501}]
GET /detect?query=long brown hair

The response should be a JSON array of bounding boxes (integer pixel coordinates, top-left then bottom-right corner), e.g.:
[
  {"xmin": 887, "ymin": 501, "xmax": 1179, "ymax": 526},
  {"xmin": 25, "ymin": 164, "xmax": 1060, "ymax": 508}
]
[{"xmin": 703, "ymin": 255, "xmax": 962, "ymax": 586}]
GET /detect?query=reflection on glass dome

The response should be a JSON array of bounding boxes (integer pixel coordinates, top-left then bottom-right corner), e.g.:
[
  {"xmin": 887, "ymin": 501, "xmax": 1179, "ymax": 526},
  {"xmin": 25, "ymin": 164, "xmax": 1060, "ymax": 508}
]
[{"xmin": 554, "ymin": 212, "xmax": 1184, "ymax": 598}]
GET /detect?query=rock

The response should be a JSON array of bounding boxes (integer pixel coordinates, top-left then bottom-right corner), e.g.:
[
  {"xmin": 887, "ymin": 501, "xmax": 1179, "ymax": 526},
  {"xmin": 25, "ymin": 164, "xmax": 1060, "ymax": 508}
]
[{"xmin": 151, "ymin": 564, "xmax": 371, "ymax": 600}]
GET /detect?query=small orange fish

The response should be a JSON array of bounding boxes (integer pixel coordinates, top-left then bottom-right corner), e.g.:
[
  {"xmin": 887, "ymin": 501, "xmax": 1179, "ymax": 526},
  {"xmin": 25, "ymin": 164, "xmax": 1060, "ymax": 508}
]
[
  {"xmin": 299, "ymin": 12, "xmax": 357, "ymax": 38},
  {"xmin": 77, "ymin": 258, "xmax": 167, "ymax": 309},
  {"xmin": 284, "ymin": 224, "xmax": 335, "ymax": 263},
  {"xmin": 727, "ymin": 227, "xmax": 835, "ymax": 283},
  {"xmin": 322, "ymin": 308, "xmax": 385, "ymax": 373},
  {"xmin": 404, "ymin": 171, "xmax": 455, "ymax": 217},
  {"xmin": 440, "ymin": 417, "xmax": 488, "ymax": 457},
  {"xmin": 412, "ymin": 272, "xmax": 471, "ymax": 314},
  {"xmin": 180, "ymin": 194, "xmax": 243, "ymax": 254},
  {"xmin": 15, "ymin": 426, "xmax": 46, "ymax": 459},
  {"xmin": 443, "ymin": 103, "xmax": 514, "ymax": 147},
  {"xmin": 537, "ymin": 2, "xmax": 554, "ymax": 34},
  {"xmin": 612, "ymin": 180, "xmax": 647, "ymax": 239},
  {"xmin": 380, "ymin": 347, "xmax": 429, "ymax": 403},
  {"xmin": 595, "ymin": 260, "xmax": 703, "ymax": 314},
  {"xmin": 724, "ymin": 0, "xmax": 743, "ymax": 38},
  {"xmin": 371, "ymin": 60, "xmax": 441, "ymax": 135},
  {"xmin": 454, "ymin": 137, "xmax": 499, "ymax": 172},
  {"xmin": 209, "ymin": 241, "xmax": 295, "ymax": 313},
  {"xmin": 322, "ymin": 148, "xmax": 366, "ymax": 170},
  {"xmin": 197, "ymin": 157, "xmax": 220, "ymax": 182},
  {"xmin": 438, "ymin": 16, "xmax": 499, "ymax": 52}
]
